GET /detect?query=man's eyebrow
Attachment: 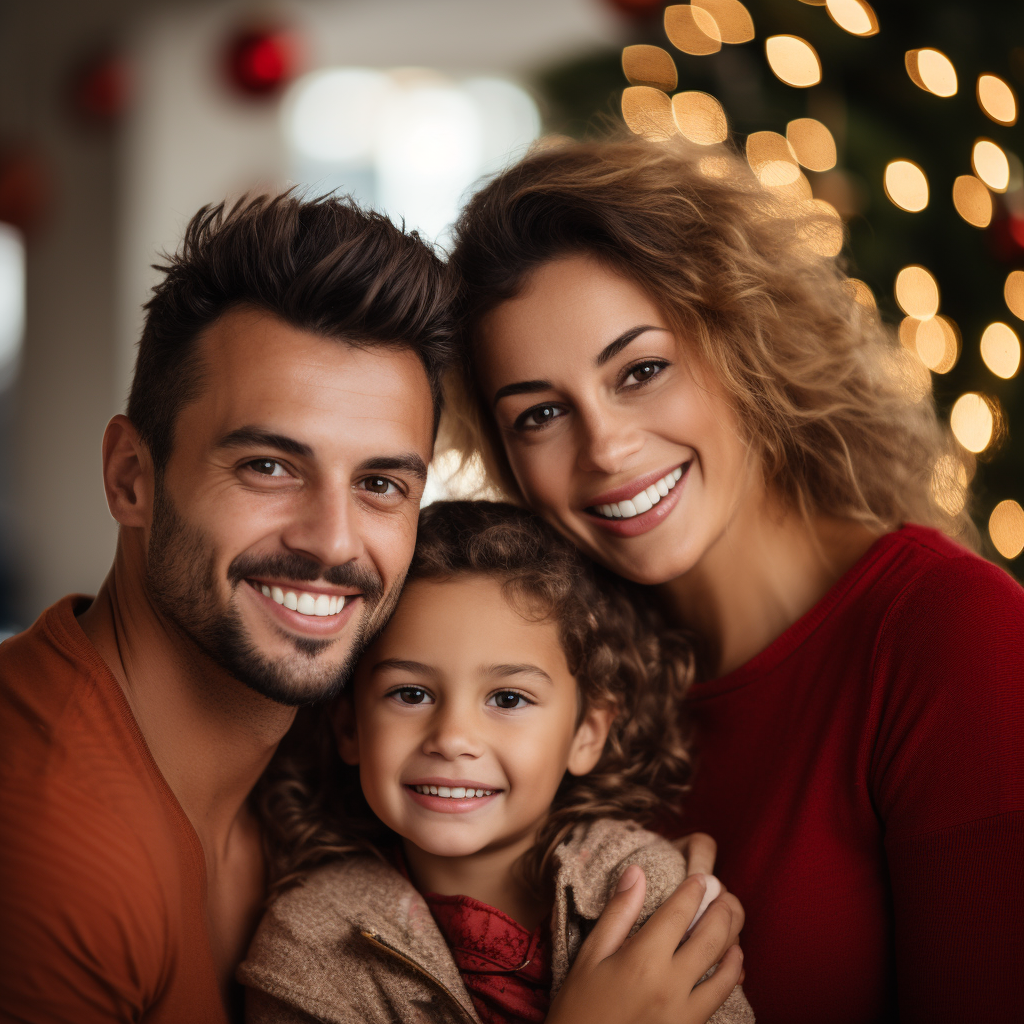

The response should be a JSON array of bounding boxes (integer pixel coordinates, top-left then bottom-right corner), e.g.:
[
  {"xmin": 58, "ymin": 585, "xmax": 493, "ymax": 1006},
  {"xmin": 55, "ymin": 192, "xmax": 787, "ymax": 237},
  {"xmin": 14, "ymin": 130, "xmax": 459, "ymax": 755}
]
[
  {"xmin": 214, "ymin": 427, "xmax": 313, "ymax": 459},
  {"xmin": 369, "ymin": 658, "xmax": 436, "ymax": 677},
  {"xmin": 595, "ymin": 325, "xmax": 666, "ymax": 367},
  {"xmin": 489, "ymin": 663, "xmax": 553, "ymax": 685},
  {"xmin": 355, "ymin": 454, "xmax": 428, "ymax": 482}
]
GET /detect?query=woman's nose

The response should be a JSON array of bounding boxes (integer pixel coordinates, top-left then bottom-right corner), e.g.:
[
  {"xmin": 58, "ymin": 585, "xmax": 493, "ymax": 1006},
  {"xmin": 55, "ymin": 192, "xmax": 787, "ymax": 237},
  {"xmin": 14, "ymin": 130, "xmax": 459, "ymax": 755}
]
[{"xmin": 576, "ymin": 405, "xmax": 644, "ymax": 475}]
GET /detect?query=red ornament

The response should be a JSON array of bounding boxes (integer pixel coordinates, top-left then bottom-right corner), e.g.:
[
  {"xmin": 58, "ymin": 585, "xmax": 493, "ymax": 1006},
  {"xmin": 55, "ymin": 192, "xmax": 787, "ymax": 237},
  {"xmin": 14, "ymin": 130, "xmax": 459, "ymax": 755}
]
[
  {"xmin": 224, "ymin": 26, "xmax": 299, "ymax": 97},
  {"xmin": 988, "ymin": 213, "xmax": 1024, "ymax": 263},
  {"xmin": 69, "ymin": 50, "xmax": 131, "ymax": 124},
  {"xmin": 0, "ymin": 148, "xmax": 51, "ymax": 232},
  {"xmin": 602, "ymin": 0, "xmax": 665, "ymax": 21}
]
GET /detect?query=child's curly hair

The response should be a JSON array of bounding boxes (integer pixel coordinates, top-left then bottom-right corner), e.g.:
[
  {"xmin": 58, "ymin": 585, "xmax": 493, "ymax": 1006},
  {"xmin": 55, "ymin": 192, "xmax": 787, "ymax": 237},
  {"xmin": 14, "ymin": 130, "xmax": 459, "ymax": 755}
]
[{"xmin": 256, "ymin": 500, "xmax": 695, "ymax": 900}]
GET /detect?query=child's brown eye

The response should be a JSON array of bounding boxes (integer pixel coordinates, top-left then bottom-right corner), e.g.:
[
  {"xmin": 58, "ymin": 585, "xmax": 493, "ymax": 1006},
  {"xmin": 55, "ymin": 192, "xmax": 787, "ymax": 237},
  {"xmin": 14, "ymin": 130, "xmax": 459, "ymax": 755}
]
[
  {"xmin": 398, "ymin": 688, "xmax": 428, "ymax": 704},
  {"xmin": 491, "ymin": 691, "xmax": 527, "ymax": 710}
]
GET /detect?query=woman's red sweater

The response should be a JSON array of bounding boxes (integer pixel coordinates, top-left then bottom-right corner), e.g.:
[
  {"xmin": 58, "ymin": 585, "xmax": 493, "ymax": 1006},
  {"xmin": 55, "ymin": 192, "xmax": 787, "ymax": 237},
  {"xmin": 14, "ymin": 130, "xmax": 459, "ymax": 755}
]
[{"xmin": 663, "ymin": 525, "xmax": 1024, "ymax": 1024}]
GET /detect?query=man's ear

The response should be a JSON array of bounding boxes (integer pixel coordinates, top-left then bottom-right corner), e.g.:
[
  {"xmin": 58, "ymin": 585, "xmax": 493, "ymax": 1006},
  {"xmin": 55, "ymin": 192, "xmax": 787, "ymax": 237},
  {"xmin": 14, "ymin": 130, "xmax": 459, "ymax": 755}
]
[
  {"xmin": 566, "ymin": 703, "xmax": 616, "ymax": 777},
  {"xmin": 331, "ymin": 694, "xmax": 360, "ymax": 766},
  {"xmin": 101, "ymin": 415, "xmax": 154, "ymax": 528}
]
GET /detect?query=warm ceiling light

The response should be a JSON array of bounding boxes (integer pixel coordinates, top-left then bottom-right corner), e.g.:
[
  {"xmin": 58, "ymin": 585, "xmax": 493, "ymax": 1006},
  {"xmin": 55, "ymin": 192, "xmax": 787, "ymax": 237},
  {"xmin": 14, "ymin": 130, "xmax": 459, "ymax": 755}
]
[
  {"xmin": 1005, "ymin": 270, "xmax": 1024, "ymax": 321},
  {"xmin": 672, "ymin": 91, "xmax": 728, "ymax": 145},
  {"xmin": 786, "ymin": 118, "xmax": 837, "ymax": 172},
  {"xmin": 950, "ymin": 393, "xmax": 994, "ymax": 453},
  {"xmin": 765, "ymin": 36, "xmax": 822, "ymax": 88},
  {"xmin": 621, "ymin": 86, "xmax": 676, "ymax": 140},
  {"xmin": 884, "ymin": 159, "xmax": 929, "ymax": 212},
  {"xmin": 622, "ymin": 45, "xmax": 678, "ymax": 92},
  {"xmin": 980, "ymin": 322, "xmax": 1021, "ymax": 379},
  {"xmin": 665, "ymin": 5, "xmax": 722, "ymax": 56},
  {"xmin": 847, "ymin": 278, "xmax": 876, "ymax": 310},
  {"xmin": 692, "ymin": 0, "xmax": 755, "ymax": 44},
  {"xmin": 977, "ymin": 74, "xmax": 1017, "ymax": 126},
  {"xmin": 825, "ymin": 0, "xmax": 879, "ymax": 37},
  {"xmin": 972, "ymin": 139, "xmax": 1010, "ymax": 192},
  {"xmin": 952, "ymin": 175, "xmax": 993, "ymax": 228},
  {"xmin": 895, "ymin": 265, "xmax": 940, "ymax": 319},
  {"xmin": 989, "ymin": 500, "xmax": 1024, "ymax": 559},
  {"xmin": 915, "ymin": 315, "xmax": 959, "ymax": 374},
  {"xmin": 931, "ymin": 454, "xmax": 968, "ymax": 517},
  {"xmin": 905, "ymin": 49, "xmax": 957, "ymax": 97}
]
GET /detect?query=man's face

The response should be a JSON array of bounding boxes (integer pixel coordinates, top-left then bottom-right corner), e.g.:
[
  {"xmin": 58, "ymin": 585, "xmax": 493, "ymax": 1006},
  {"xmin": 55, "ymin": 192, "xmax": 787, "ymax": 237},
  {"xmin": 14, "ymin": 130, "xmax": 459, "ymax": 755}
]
[{"xmin": 144, "ymin": 306, "xmax": 435, "ymax": 706}]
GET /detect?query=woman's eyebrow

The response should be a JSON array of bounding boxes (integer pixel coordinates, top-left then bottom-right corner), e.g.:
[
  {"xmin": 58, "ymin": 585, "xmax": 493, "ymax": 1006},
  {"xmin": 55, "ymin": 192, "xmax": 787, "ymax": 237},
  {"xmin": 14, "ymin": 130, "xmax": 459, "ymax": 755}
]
[
  {"xmin": 493, "ymin": 379, "xmax": 553, "ymax": 406},
  {"xmin": 595, "ymin": 324, "xmax": 666, "ymax": 366}
]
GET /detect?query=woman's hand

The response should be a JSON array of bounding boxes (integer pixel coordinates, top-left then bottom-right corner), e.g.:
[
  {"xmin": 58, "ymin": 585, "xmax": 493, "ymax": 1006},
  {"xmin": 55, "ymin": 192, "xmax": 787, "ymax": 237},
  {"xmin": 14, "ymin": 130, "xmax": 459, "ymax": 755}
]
[{"xmin": 547, "ymin": 866, "xmax": 746, "ymax": 1024}]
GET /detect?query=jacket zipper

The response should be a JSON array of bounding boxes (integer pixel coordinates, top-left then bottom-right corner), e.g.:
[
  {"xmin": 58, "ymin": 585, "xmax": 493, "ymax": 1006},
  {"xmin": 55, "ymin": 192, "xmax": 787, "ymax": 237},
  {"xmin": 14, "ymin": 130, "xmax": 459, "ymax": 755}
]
[{"xmin": 359, "ymin": 929, "xmax": 479, "ymax": 1024}]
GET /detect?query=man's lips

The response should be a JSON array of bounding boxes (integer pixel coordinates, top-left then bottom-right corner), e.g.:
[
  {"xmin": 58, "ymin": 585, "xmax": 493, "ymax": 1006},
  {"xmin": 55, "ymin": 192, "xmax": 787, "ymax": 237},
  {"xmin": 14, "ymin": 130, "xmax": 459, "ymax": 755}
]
[{"xmin": 245, "ymin": 579, "xmax": 362, "ymax": 634}]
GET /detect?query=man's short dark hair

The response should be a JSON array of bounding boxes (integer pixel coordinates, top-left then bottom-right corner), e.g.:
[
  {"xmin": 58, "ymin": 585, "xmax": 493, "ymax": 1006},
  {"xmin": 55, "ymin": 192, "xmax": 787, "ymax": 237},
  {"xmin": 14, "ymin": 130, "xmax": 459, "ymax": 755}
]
[{"xmin": 127, "ymin": 192, "xmax": 455, "ymax": 470}]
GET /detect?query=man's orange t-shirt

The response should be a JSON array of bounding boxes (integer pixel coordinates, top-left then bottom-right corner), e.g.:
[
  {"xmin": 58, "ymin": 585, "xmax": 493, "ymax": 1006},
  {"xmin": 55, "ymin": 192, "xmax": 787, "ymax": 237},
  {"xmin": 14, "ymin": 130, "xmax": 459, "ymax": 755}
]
[{"xmin": 0, "ymin": 597, "xmax": 228, "ymax": 1023}]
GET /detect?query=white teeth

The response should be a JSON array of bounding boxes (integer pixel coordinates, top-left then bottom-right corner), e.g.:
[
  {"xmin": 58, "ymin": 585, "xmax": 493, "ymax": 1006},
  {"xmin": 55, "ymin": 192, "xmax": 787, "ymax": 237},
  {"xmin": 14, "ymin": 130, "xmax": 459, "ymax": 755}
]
[
  {"xmin": 271, "ymin": 586, "xmax": 284, "ymax": 604},
  {"xmin": 296, "ymin": 593, "xmax": 315, "ymax": 615},
  {"xmin": 429, "ymin": 785, "xmax": 438, "ymax": 795},
  {"xmin": 284, "ymin": 591, "xmax": 298, "ymax": 610},
  {"xmin": 260, "ymin": 584, "xmax": 347, "ymax": 617},
  {"xmin": 261, "ymin": 585, "xmax": 271, "ymax": 597},
  {"xmin": 591, "ymin": 466, "xmax": 686, "ymax": 520},
  {"xmin": 437, "ymin": 786, "xmax": 451, "ymax": 798},
  {"xmin": 313, "ymin": 594, "xmax": 331, "ymax": 616},
  {"xmin": 411, "ymin": 784, "xmax": 496, "ymax": 798},
  {"xmin": 451, "ymin": 787, "xmax": 466, "ymax": 798}
]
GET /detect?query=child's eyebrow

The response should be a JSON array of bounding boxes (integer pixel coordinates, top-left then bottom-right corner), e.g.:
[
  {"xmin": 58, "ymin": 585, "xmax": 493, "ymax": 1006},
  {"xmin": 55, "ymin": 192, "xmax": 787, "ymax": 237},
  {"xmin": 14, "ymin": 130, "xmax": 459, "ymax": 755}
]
[
  {"xmin": 489, "ymin": 663, "xmax": 554, "ymax": 685},
  {"xmin": 369, "ymin": 658, "xmax": 437, "ymax": 678}
]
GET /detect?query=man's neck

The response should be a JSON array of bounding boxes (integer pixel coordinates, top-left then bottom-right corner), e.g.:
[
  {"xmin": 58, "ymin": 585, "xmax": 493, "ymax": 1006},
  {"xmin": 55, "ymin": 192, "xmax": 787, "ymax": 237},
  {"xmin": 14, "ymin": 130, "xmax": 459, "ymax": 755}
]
[
  {"xmin": 76, "ymin": 548, "xmax": 296, "ymax": 860},
  {"xmin": 659, "ymin": 496, "xmax": 880, "ymax": 678}
]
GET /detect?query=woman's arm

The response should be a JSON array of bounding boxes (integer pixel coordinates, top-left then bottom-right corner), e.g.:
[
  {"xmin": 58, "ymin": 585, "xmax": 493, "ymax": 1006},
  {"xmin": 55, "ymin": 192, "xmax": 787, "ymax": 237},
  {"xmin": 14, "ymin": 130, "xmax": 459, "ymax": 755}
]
[{"xmin": 547, "ymin": 869, "xmax": 747, "ymax": 1024}]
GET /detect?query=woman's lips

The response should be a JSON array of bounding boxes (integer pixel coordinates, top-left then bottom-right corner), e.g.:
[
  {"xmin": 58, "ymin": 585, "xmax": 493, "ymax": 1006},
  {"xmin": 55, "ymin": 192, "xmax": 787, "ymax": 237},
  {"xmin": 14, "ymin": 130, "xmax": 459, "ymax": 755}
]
[{"xmin": 583, "ymin": 462, "xmax": 691, "ymax": 538}]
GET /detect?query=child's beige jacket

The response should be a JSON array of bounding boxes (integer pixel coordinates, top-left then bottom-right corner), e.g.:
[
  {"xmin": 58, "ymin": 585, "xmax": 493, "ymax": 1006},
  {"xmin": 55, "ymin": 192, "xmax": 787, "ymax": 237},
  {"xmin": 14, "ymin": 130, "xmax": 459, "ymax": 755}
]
[{"xmin": 239, "ymin": 818, "xmax": 755, "ymax": 1024}]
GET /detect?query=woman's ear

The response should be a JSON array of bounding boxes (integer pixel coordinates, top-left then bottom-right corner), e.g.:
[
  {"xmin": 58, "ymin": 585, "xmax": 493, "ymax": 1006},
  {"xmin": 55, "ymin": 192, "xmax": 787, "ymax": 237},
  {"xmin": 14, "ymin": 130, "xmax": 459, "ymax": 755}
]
[
  {"xmin": 566, "ymin": 703, "xmax": 616, "ymax": 777},
  {"xmin": 331, "ymin": 695, "xmax": 360, "ymax": 766}
]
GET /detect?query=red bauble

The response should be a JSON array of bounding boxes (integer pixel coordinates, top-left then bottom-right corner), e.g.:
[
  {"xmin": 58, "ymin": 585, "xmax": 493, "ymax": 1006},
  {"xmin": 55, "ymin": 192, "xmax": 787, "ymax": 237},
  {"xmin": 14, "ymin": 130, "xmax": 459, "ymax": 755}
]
[
  {"xmin": 0, "ymin": 149, "xmax": 51, "ymax": 232},
  {"xmin": 69, "ymin": 51, "xmax": 131, "ymax": 124},
  {"xmin": 988, "ymin": 213, "xmax": 1024, "ymax": 263},
  {"xmin": 224, "ymin": 27, "xmax": 299, "ymax": 97},
  {"xmin": 603, "ymin": 0, "xmax": 665, "ymax": 20}
]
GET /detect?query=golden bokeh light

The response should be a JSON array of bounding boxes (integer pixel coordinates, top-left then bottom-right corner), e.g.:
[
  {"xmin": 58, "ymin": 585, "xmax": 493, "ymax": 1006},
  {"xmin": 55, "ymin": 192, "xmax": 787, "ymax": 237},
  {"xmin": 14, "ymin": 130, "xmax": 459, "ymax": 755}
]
[
  {"xmin": 977, "ymin": 74, "xmax": 1018, "ymax": 126},
  {"xmin": 894, "ymin": 265, "xmax": 940, "ymax": 319},
  {"xmin": 665, "ymin": 4, "xmax": 722, "ymax": 56},
  {"xmin": 1005, "ymin": 270, "xmax": 1024, "ymax": 321},
  {"xmin": 980, "ymin": 322, "xmax": 1021, "ymax": 379},
  {"xmin": 950, "ymin": 393, "xmax": 994, "ymax": 453},
  {"xmin": 798, "ymin": 199, "xmax": 843, "ymax": 257},
  {"xmin": 884, "ymin": 160, "xmax": 929, "ymax": 212},
  {"xmin": 765, "ymin": 35, "xmax": 822, "ymax": 88},
  {"xmin": 905, "ymin": 49, "xmax": 957, "ymax": 97},
  {"xmin": 622, "ymin": 45, "xmax": 678, "ymax": 93},
  {"xmin": 847, "ymin": 278, "xmax": 876, "ymax": 310},
  {"xmin": 672, "ymin": 91, "xmax": 728, "ymax": 145},
  {"xmin": 786, "ymin": 118, "xmax": 837, "ymax": 172},
  {"xmin": 692, "ymin": 0, "xmax": 755, "ymax": 45},
  {"xmin": 880, "ymin": 347, "xmax": 931, "ymax": 402},
  {"xmin": 621, "ymin": 86, "xmax": 676, "ymax": 140},
  {"xmin": 952, "ymin": 175, "xmax": 993, "ymax": 228},
  {"xmin": 972, "ymin": 139, "xmax": 1010, "ymax": 192},
  {"xmin": 989, "ymin": 500, "xmax": 1024, "ymax": 559},
  {"xmin": 825, "ymin": 0, "xmax": 879, "ymax": 37},
  {"xmin": 746, "ymin": 130, "xmax": 798, "ymax": 183},
  {"xmin": 931, "ymin": 454, "xmax": 968, "ymax": 517},
  {"xmin": 915, "ymin": 315, "xmax": 960, "ymax": 374},
  {"xmin": 698, "ymin": 154, "xmax": 733, "ymax": 178}
]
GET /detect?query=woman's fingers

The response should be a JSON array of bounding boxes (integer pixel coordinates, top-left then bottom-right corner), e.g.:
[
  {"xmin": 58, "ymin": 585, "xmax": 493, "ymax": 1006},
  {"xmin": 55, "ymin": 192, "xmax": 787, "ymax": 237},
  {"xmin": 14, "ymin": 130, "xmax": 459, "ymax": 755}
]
[
  {"xmin": 674, "ymin": 832, "xmax": 718, "ymax": 876},
  {"xmin": 571, "ymin": 863, "xmax": 648, "ymax": 972}
]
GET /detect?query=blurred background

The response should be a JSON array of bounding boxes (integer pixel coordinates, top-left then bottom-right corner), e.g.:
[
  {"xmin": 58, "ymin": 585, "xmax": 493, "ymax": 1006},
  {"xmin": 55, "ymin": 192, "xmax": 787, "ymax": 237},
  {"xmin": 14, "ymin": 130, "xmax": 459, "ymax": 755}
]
[{"xmin": 0, "ymin": 0, "xmax": 1021, "ymax": 631}]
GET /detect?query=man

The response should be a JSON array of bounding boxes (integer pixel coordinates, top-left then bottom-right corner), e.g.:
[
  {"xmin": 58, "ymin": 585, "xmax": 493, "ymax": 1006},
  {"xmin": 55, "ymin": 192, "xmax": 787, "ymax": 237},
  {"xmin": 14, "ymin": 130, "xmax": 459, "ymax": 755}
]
[{"xmin": 0, "ymin": 193, "xmax": 743, "ymax": 1024}]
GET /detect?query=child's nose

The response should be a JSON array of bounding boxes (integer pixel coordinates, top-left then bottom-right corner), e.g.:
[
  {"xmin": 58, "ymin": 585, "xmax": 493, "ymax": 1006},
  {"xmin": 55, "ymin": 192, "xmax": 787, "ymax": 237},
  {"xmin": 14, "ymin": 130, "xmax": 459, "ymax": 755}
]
[{"xmin": 422, "ymin": 704, "xmax": 484, "ymax": 760}]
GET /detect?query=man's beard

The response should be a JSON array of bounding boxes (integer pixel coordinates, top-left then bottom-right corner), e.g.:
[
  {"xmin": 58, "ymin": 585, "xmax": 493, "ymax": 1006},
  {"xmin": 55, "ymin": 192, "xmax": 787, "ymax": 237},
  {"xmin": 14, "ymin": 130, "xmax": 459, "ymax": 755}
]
[{"xmin": 145, "ymin": 482, "xmax": 403, "ymax": 706}]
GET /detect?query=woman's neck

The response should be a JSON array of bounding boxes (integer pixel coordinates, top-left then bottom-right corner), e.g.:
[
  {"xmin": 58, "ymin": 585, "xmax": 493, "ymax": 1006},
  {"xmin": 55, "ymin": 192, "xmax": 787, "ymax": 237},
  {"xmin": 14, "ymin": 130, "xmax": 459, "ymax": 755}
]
[
  {"xmin": 402, "ymin": 831, "xmax": 547, "ymax": 930},
  {"xmin": 659, "ymin": 496, "xmax": 881, "ymax": 678}
]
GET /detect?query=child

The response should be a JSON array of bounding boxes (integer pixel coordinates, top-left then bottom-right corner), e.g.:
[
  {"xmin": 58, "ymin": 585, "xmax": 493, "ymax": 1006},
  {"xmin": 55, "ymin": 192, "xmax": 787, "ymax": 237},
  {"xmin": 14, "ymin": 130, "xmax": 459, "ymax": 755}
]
[{"xmin": 240, "ymin": 501, "xmax": 753, "ymax": 1024}]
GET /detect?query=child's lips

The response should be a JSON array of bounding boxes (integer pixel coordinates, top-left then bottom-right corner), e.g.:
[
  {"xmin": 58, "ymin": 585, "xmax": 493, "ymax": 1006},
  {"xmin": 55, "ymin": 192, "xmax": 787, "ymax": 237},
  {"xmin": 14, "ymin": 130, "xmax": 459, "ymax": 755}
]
[{"xmin": 404, "ymin": 783, "xmax": 502, "ymax": 814}]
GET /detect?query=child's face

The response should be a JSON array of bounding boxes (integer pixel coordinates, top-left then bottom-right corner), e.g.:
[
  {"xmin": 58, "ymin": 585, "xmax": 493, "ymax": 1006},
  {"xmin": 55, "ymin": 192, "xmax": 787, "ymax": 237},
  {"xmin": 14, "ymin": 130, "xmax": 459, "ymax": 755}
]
[{"xmin": 337, "ymin": 574, "xmax": 612, "ymax": 860}]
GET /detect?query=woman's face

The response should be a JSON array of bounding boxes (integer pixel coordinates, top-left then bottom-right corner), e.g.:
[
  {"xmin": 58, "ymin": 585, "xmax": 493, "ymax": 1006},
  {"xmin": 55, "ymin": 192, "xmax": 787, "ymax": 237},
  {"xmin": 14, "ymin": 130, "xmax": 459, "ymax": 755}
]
[{"xmin": 477, "ymin": 255, "xmax": 762, "ymax": 586}]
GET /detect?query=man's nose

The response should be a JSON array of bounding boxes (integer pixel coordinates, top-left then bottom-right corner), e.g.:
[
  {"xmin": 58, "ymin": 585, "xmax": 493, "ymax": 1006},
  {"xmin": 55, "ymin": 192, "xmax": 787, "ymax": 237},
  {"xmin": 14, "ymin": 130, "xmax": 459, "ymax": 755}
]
[
  {"xmin": 280, "ymin": 480, "xmax": 365, "ymax": 569},
  {"xmin": 575, "ymin": 404, "xmax": 644, "ymax": 475},
  {"xmin": 422, "ymin": 701, "xmax": 484, "ymax": 761}
]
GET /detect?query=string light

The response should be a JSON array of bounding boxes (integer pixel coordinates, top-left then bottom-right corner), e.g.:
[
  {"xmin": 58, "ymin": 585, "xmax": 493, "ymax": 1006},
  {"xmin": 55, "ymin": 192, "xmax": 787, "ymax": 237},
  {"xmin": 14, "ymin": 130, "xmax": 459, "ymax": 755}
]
[
  {"xmin": 931, "ymin": 453, "xmax": 969, "ymax": 517},
  {"xmin": 622, "ymin": 45, "xmax": 678, "ymax": 92},
  {"xmin": 621, "ymin": 86, "xmax": 676, "ymax": 140},
  {"xmin": 672, "ymin": 91, "xmax": 729, "ymax": 144},
  {"xmin": 977, "ymin": 74, "xmax": 1018, "ymax": 126},
  {"xmin": 765, "ymin": 36, "xmax": 822, "ymax": 88},
  {"xmin": 950, "ymin": 392, "xmax": 994, "ymax": 453},
  {"xmin": 698, "ymin": 154, "xmax": 733, "ymax": 177},
  {"xmin": 797, "ymin": 199, "xmax": 844, "ymax": 257},
  {"xmin": 895, "ymin": 265, "xmax": 940, "ymax": 318},
  {"xmin": 952, "ymin": 175, "xmax": 993, "ymax": 228},
  {"xmin": 972, "ymin": 139, "xmax": 1010, "ymax": 192},
  {"xmin": 847, "ymin": 278, "xmax": 877, "ymax": 310},
  {"xmin": 884, "ymin": 160, "xmax": 929, "ymax": 212},
  {"xmin": 980, "ymin": 322, "xmax": 1021, "ymax": 379},
  {"xmin": 989, "ymin": 500, "xmax": 1024, "ymax": 559},
  {"xmin": 825, "ymin": 0, "xmax": 879, "ymax": 37},
  {"xmin": 786, "ymin": 118, "xmax": 837, "ymax": 172},
  {"xmin": 1005, "ymin": 270, "xmax": 1024, "ymax": 321},
  {"xmin": 905, "ymin": 49, "xmax": 957, "ymax": 97},
  {"xmin": 691, "ymin": 0, "xmax": 755, "ymax": 45},
  {"xmin": 664, "ymin": 5, "xmax": 722, "ymax": 56},
  {"xmin": 915, "ymin": 315, "xmax": 960, "ymax": 374}
]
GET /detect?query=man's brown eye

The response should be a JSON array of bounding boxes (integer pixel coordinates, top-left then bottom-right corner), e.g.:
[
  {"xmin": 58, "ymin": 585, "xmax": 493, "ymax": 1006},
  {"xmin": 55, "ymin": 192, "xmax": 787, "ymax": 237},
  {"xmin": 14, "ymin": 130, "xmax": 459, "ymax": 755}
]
[{"xmin": 364, "ymin": 477, "xmax": 392, "ymax": 494}]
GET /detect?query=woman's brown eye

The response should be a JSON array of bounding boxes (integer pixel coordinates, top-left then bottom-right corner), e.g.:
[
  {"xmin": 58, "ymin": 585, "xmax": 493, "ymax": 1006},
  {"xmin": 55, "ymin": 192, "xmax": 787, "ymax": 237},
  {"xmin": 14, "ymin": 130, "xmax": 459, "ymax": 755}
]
[{"xmin": 631, "ymin": 363, "xmax": 659, "ymax": 382}]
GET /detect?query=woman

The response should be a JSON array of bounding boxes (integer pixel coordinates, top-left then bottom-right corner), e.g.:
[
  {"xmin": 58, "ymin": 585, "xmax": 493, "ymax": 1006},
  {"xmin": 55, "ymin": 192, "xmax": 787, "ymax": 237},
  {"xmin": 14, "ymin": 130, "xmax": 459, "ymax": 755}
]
[{"xmin": 446, "ymin": 134, "xmax": 1024, "ymax": 1023}]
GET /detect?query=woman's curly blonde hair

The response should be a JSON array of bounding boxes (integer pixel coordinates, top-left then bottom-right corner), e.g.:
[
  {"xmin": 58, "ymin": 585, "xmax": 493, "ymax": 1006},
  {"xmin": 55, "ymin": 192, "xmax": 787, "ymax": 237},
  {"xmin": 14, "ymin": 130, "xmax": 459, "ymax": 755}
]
[
  {"xmin": 444, "ymin": 132, "xmax": 975, "ymax": 543},
  {"xmin": 256, "ymin": 500, "xmax": 695, "ymax": 899}
]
